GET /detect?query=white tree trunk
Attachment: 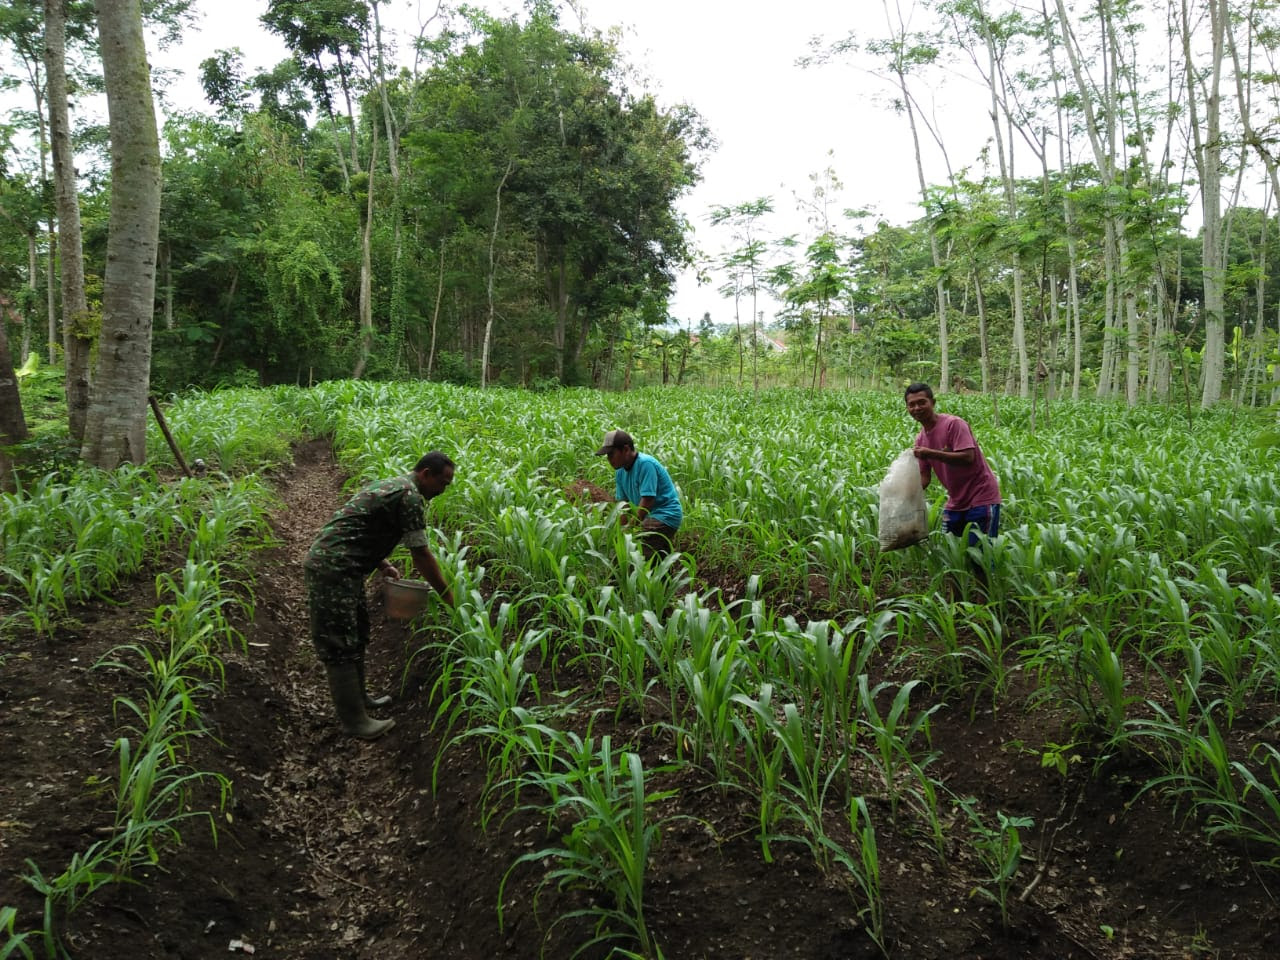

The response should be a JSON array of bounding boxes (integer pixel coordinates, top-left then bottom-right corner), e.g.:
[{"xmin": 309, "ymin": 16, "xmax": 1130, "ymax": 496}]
[
  {"xmin": 1055, "ymin": 0, "xmax": 1135, "ymax": 403},
  {"xmin": 351, "ymin": 125, "xmax": 378, "ymax": 380},
  {"xmin": 1182, "ymin": 0, "xmax": 1227, "ymax": 406},
  {"xmin": 481, "ymin": 161, "xmax": 514, "ymax": 389},
  {"xmin": 882, "ymin": 0, "xmax": 950, "ymax": 393},
  {"xmin": 46, "ymin": 0, "xmax": 92, "ymax": 442},
  {"xmin": 81, "ymin": 0, "xmax": 160, "ymax": 468}
]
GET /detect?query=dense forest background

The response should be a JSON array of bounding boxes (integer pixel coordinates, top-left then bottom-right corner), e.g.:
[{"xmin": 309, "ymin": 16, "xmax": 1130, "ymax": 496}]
[{"xmin": 3, "ymin": 0, "xmax": 1280, "ymax": 457}]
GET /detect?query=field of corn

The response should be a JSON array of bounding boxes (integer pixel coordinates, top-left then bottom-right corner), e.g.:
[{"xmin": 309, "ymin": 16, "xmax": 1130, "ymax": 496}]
[{"xmin": 2, "ymin": 380, "xmax": 1278, "ymax": 960}]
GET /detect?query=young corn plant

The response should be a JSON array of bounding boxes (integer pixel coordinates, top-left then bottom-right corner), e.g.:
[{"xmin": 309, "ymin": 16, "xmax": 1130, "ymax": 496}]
[
  {"xmin": 587, "ymin": 525, "xmax": 689, "ymax": 614},
  {"xmin": 1080, "ymin": 524, "xmax": 1141, "ymax": 599},
  {"xmin": 1190, "ymin": 611, "xmax": 1258, "ymax": 722},
  {"xmin": 757, "ymin": 700, "xmax": 845, "ymax": 873},
  {"xmin": 769, "ymin": 618, "xmax": 873, "ymax": 765},
  {"xmin": 729, "ymin": 683, "xmax": 788, "ymax": 862},
  {"xmin": 426, "ymin": 596, "xmax": 526, "ymax": 743},
  {"xmin": 786, "ymin": 614, "xmax": 893, "ymax": 802},
  {"xmin": 485, "ymin": 507, "xmax": 578, "ymax": 592},
  {"xmin": 775, "ymin": 794, "xmax": 889, "ymax": 958},
  {"xmin": 108, "ymin": 677, "xmax": 207, "ymax": 760},
  {"xmin": 638, "ymin": 595, "xmax": 721, "ymax": 725},
  {"xmin": 0, "ymin": 549, "xmax": 88, "ymax": 637},
  {"xmin": 20, "ymin": 844, "xmax": 121, "ymax": 959},
  {"xmin": 110, "ymin": 735, "xmax": 230, "ymax": 876},
  {"xmin": 454, "ymin": 625, "xmax": 544, "ymax": 739},
  {"xmin": 501, "ymin": 738, "xmax": 679, "ymax": 960},
  {"xmin": 1, "ymin": 904, "xmax": 35, "ymax": 960},
  {"xmin": 1137, "ymin": 644, "xmax": 1206, "ymax": 742},
  {"xmin": 1237, "ymin": 580, "xmax": 1280, "ymax": 645},
  {"xmin": 98, "ymin": 626, "xmax": 226, "ymax": 744},
  {"xmin": 844, "ymin": 796, "xmax": 888, "ymax": 957},
  {"xmin": 856, "ymin": 676, "xmax": 940, "ymax": 821},
  {"xmin": 959, "ymin": 606, "xmax": 1022, "ymax": 714},
  {"xmin": 1028, "ymin": 624, "xmax": 1136, "ymax": 749},
  {"xmin": 585, "ymin": 607, "xmax": 655, "ymax": 721},
  {"xmin": 1072, "ymin": 624, "xmax": 1137, "ymax": 744},
  {"xmin": 959, "ymin": 799, "xmax": 1034, "ymax": 930},
  {"xmin": 903, "ymin": 768, "xmax": 951, "ymax": 864},
  {"xmin": 899, "ymin": 592, "xmax": 969, "ymax": 696},
  {"xmin": 921, "ymin": 534, "xmax": 987, "ymax": 604},
  {"xmin": 669, "ymin": 634, "xmax": 749, "ymax": 786},
  {"xmin": 808, "ymin": 529, "xmax": 877, "ymax": 612},
  {"xmin": 1227, "ymin": 743, "xmax": 1280, "ymax": 864},
  {"xmin": 472, "ymin": 707, "xmax": 573, "ymax": 832},
  {"xmin": 1126, "ymin": 699, "xmax": 1273, "ymax": 854},
  {"xmin": 1008, "ymin": 567, "xmax": 1079, "ymax": 647},
  {"xmin": 540, "ymin": 587, "xmax": 592, "ymax": 681},
  {"xmin": 152, "ymin": 560, "xmax": 249, "ymax": 652}
]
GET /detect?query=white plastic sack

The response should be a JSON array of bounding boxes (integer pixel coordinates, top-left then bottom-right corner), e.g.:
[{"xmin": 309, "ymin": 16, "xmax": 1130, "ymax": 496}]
[{"xmin": 877, "ymin": 448, "xmax": 929, "ymax": 551}]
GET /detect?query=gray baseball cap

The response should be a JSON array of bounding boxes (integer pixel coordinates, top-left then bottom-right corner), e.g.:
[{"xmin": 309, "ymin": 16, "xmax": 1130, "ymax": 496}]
[{"xmin": 595, "ymin": 429, "xmax": 634, "ymax": 455}]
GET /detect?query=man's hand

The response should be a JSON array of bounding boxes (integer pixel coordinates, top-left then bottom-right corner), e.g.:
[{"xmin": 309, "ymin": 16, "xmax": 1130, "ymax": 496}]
[
  {"xmin": 380, "ymin": 560, "xmax": 402, "ymax": 580},
  {"xmin": 915, "ymin": 446, "xmax": 974, "ymax": 466}
]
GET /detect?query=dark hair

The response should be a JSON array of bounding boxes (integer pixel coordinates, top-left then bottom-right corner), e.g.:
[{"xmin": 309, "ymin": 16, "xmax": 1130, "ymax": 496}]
[
  {"xmin": 904, "ymin": 382, "xmax": 934, "ymax": 401},
  {"xmin": 414, "ymin": 451, "xmax": 455, "ymax": 474}
]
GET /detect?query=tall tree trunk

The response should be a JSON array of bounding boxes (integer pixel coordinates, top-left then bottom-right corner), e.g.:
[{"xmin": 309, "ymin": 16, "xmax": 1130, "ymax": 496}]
[
  {"xmin": 883, "ymin": 0, "xmax": 950, "ymax": 393},
  {"xmin": 427, "ymin": 241, "xmax": 445, "ymax": 380},
  {"xmin": 1226, "ymin": 1, "xmax": 1280, "ymax": 409},
  {"xmin": 1121, "ymin": 250, "xmax": 1140, "ymax": 404},
  {"xmin": 0, "ymin": 308, "xmax": 29, "ymax": 492},
  {"xmin": 573, "ymin": 311, "xmax": 592, "ymax": 374},
  {"xmin": 549, "ymin": 247, "xmax": 569, "ymax": 384},
  {"xmin": 1182, "ymin": 0, "xmax": 1227, "ymax": 407},
  {"xmin": 351, "ymin": 123, "xmax": 378, "ymax": 380},
  {"xmin": 46, "ymin": 0, "xmax": 93, "ymax": 443},
  {"xmin": 46, "ymin": 229, "xmax": 58, "ymax": 364},
  {"xmin": 732, "ymin": 288, "xmax": 743, "ymax": 389},
  {"xmin": 370, "ymin": 2, "xmax": 406, "ymax": 373},
  {"xmin": 974, "ymin": 0, "xmax": 1029, "ymax": 397},
  {"xmin": 81, "ymin": 0, "xmax": 160, "ymax": 468},
  {"xmin": 25, "ymin": 233, "xmax": 38, "ymax": 362},
  {"xmin": 481, "ymin": 161, "xmax": 513, "ymax": 389},
  {"xmin": 1249, "ymin": 218, "xmax": 1268, "ymax": 406},
  {"xmin": 974, "ymin": 269, "xmax": 991, "ymax": 393},
  {"xmin": 161, "ymin": 242, "xmax": 173, "ymax": 329},
  {"xmin": 1067, "ymin": 235, "xmax": 1083, "ymax": 400},
  {"xmin": 1055, "ymin": 0, "xmax": 1133, "ymax": 403},
  {"xmin": 31, "ymin": 66, "xmax": 57, "ymax": 365}
]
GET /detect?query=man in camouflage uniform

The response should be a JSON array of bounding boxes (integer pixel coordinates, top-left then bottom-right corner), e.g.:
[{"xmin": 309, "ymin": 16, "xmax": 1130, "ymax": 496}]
[{"xmin": 304, "ymin": 451, "xmax": 457, "ymax": 739}]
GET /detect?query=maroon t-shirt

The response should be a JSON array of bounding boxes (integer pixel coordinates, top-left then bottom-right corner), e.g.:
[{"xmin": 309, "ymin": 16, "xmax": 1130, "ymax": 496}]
[{"xmin": 915, "ymin": 414, "xmax": 1001, "ymax": 510}]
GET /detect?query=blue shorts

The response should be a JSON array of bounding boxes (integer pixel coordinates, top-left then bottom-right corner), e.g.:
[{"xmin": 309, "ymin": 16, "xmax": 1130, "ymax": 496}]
[{"xmin": 942, "ymin": 504, "xmax": 1001, "ymax": 545}]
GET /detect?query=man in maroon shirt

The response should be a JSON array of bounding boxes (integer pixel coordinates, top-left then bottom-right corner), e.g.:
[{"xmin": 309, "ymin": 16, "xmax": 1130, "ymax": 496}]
[{"xmin": 905, "ymin": 382, "xmax": 1002, "ymax": 545}]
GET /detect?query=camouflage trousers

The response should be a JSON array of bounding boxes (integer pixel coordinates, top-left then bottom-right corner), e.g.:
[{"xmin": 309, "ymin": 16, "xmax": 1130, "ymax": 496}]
[{"xmin": 304, "ymin": 569, "xmax": 369, "ymax": 665}]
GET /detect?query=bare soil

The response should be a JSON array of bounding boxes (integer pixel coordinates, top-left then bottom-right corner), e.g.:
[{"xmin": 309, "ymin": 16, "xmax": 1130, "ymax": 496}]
[{"xmin": 2, "ymin": 440, "xmax": 1278, "ymax": 959}]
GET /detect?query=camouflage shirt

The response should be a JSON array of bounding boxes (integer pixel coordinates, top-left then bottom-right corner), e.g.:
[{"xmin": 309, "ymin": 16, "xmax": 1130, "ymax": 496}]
[{"xmin": 304, "ymin": 474, "xmax": 430, "ymax": 579}]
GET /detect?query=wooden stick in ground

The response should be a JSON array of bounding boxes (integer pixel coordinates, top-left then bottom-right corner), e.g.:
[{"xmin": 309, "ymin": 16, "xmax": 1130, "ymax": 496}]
[{"xmin": 148, "ymin": 394, "xmax": 192, "ymax": 478}]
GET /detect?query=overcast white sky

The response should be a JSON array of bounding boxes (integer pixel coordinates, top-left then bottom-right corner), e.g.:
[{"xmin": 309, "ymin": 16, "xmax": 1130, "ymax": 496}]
[{"xmin": 149, "ymin": 0, "xmax": 990, "ymax": 328}]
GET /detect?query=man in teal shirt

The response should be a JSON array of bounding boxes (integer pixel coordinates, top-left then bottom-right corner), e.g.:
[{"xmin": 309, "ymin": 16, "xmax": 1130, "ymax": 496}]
[{"xmin": 595, "ymin": 429, "xmax": 682, "ymax": 561}]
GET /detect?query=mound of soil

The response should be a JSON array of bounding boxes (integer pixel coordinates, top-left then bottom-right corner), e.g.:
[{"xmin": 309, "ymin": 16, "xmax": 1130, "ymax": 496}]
[
  {"xmin": 564, "ymin": 478, "xmax": 612, "ymax": 503},
  {"xmin": 2, "ymin": 442, "xmax": 1277, "ymax": 959}
]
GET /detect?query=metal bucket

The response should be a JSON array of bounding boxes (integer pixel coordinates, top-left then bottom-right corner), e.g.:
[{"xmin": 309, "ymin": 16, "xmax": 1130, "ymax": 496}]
[{"xmin": 383, "ymin": 578, "xmax": 433, "ymax": 620}]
